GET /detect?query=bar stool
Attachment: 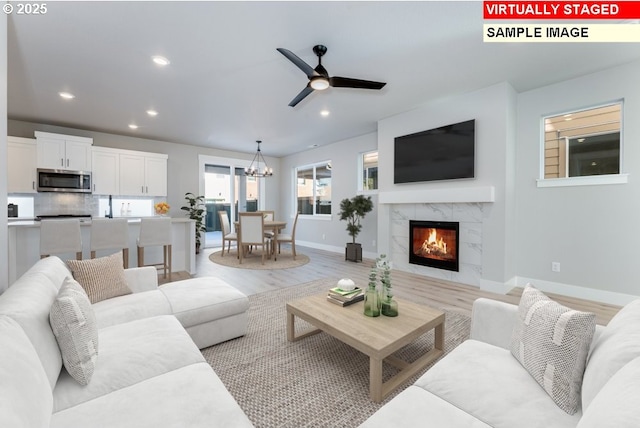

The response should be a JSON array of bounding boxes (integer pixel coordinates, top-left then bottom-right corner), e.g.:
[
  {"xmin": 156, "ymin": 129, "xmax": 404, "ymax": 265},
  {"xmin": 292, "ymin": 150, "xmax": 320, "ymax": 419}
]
[
  {"xmin": 90, "ymin": 218, "xmax": 130, "ymax": 268},
  {"xmin": 137, "ymin": 217, "xmax": 172, "ymax": 281},
  {"xmin": 40, "ymin": 219, "xmax": 83, "ymax": 260}
]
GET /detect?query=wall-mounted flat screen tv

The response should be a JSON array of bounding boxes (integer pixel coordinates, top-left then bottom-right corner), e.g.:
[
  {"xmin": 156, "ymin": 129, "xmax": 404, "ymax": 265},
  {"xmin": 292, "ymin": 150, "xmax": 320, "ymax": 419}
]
[{"xmin": 394, "ymin": 119, "xmax": 475, "ymax": 184}]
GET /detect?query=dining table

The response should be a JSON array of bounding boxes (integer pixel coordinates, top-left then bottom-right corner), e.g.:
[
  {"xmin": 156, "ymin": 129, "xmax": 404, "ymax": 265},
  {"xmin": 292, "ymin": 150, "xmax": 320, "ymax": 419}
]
[{"xmin": 234, "ymin": 220, "xmax": 287, "ymax": 260}]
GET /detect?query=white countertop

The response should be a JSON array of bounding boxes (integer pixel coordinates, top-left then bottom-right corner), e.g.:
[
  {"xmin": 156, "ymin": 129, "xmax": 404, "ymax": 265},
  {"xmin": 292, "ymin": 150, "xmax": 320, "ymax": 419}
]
[{"xmin": 8, "ymin": 217, "xmax": 194, "ymax": 228}]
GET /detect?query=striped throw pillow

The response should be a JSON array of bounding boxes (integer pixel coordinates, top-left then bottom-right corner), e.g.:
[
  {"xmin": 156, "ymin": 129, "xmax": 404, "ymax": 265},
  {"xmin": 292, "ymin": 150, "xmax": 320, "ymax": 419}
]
[
  {"xmin": 66, "ymin": 252, "xmax": 132, "ymax": 304},
  {"xmin": 510, "ymin": 285, "xmax": 596, "ymax": 414},
  {"xmin": 49, "ymin": 277, "xmax": 99, "ymax": 385}
]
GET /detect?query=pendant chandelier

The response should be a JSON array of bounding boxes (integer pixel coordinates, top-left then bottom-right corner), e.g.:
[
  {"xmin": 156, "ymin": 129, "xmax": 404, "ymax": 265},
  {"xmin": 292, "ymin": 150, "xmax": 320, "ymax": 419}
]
[{"xmin": 245, "ymin": 140, "xmax": 273, "ymax": 177}]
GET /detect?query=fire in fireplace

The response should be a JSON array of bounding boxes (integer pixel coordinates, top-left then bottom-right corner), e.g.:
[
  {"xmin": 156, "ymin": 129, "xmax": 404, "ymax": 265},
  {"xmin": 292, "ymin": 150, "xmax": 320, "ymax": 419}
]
[{"xmin": 409, "ymin": 220, "xmax": 459, "ymax": 272}]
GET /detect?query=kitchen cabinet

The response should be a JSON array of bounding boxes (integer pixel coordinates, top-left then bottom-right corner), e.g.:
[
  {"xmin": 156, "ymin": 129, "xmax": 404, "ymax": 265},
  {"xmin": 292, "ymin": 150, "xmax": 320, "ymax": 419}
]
[
  {"xmin": 91, "ymin": 147, "xmax": 120, "ymax": 195},
  {"xmin": 119, "ymin": 151, "xmax": 167, "ymax": 197},
  {"xmin": 35, "ymin": 131, "xmax": 93, "ymax": 171},
  {"xmin": 7, "ymin": 136, "xmax": 37, "ymax": 193}
]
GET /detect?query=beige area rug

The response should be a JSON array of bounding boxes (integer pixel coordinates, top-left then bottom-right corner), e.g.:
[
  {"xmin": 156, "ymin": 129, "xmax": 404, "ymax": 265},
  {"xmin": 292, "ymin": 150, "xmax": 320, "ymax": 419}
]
[
  {"xmin": 201, "ymin": 278, "xmax": 471, "ymax": 427},
  {"xmin": 208, "ymin": 249, "xmax": 309, "ymax": 270}
]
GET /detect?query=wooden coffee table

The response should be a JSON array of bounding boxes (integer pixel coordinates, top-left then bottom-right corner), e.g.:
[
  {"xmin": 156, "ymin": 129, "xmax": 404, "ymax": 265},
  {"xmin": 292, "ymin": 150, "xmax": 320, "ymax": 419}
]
[{"xmin": 286, "ymin": 293, "xmax": 445, "ymax": 402}]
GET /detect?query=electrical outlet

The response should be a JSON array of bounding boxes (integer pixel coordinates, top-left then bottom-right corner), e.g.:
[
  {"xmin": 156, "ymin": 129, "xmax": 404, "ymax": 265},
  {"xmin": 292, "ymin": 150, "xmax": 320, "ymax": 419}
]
[
  {"xmin": 322, "ymin": 233, "xmax": 325, "ymax": 240},
  {"xmin": 372, "ymin": 240, "xmax": 376, "ymax": 246},
  {"xmin": 551, "ymin": 262, "xmax": 561, "ymax": 272}
]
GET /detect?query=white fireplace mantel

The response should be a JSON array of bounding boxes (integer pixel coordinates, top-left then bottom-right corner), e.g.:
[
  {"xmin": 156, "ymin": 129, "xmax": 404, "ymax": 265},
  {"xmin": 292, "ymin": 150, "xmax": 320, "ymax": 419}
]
[{"xmin": 378, "ymin": 186, "xmax": 495, "ymax": 205}]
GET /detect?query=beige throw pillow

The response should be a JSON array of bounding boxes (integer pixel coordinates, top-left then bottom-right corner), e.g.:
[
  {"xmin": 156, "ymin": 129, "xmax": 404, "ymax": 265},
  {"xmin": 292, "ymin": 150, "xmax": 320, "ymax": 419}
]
[
  {"xmin": 67, "ymin": 252, "xmax": 132, "ymax": 304},
  {"xmin": 510, "ymin": 285, "xmax": 596, "ymax": 414},
  {"xmin": 49, "ymin": 277, "xmax": 99, "ymax": 385}
]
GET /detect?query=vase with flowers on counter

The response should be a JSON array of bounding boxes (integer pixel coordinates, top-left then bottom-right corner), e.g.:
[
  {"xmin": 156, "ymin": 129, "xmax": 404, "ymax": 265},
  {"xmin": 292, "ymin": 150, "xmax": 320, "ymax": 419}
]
[{"xmin": 155, "ymin": 201, "xmax": 170, "ymax": 216}]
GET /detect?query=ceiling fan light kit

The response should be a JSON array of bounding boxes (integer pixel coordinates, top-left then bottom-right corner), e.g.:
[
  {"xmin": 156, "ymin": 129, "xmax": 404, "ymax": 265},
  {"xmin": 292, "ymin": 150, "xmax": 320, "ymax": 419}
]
[
  {"xmin": 277, "ymin": 44, "xmax": 387, "ymax": 107},
  {"xmin": 310, "ymin": 76, "xmax": 330, "ymax": 90},
  {"xmin": 245, "ymin": 140, "xmax": 273, "ymax": 178}
]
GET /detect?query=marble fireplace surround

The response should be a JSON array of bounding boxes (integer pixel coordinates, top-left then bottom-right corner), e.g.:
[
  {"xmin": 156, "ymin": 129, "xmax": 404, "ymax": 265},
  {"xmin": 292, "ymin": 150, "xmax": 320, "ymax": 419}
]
[{"xmin": 379, "ymin": 186, "xmax": 495, "ymax": 287}]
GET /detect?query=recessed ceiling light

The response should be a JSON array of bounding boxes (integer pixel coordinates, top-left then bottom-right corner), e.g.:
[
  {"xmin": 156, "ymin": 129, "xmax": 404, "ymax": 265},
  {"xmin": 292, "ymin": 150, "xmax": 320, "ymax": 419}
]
[
  {"xmin": 320, "ymin": 110, "xmax": 330, "ymax": 117},
  {"xmin": 128, "ymin": 124, "xmax": 139, "ymax": 130},
  {"xmin": 146, "ymin": 109, "xmax": 158, "ymax": 117},
  {"xmin": 309, "ymin": 144, "xmax": 319, "ymax": 148},
  {"xmin": 59, "ymin": 92, "xmax": 75, "ymax": 100},
  {"xmin": 152, "ymin": 55, "xmax": 170, "ymax": 66}
]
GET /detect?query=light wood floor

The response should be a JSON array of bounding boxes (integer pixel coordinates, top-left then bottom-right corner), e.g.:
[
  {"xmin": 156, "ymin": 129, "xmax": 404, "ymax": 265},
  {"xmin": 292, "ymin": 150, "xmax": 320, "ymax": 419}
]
[{"xmin": 166, "ymin": 244, "xmax": 621, "ymax": 325}]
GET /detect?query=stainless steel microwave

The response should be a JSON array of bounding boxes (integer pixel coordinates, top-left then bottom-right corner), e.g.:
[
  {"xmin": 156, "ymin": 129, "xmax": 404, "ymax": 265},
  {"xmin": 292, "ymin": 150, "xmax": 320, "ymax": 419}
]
[{"xmin": 37, "ymin": 168, "xmax": 92, "ymax": 193}]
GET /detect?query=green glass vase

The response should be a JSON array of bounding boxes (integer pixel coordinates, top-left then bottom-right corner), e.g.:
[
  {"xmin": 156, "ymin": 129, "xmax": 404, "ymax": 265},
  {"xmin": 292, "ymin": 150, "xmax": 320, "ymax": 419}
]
[
  {"xmin": 364, "ymin": 285, "xmax": 380, "ymax": 317},
  {"xmin": 381, "ymin": 295, "xmax": 399, "ymax": 317}
]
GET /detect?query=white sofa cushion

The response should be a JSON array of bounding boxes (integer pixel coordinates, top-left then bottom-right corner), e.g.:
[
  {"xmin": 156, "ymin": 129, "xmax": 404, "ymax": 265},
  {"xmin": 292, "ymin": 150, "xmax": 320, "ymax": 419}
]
[
  {"xmin": 49, "ymin": 277, "xmax": 99, "ymax": 386},
  {"xmin": 510, "ymin": 285, "xmax": 595, "ymax": 414},
  {"xmin": 581, "ymin": 299, "xmax": 640, "ymax": 410},
  {"xmin": 417, "ymin": 339, "xmax": 582, "ymax": 428},
  {"xmin": 51, "ymin": 363, "xmax": 254, "ymax": 428},
  {"xmin": 159, "ymin": 277, "xmax": 250, "ymax": 327},
  {"xmin": 0, "ymin": 269, "xmax": 63, "ymax": 388},
  {"xmin": 52, "ymin": 315, "xmax": 205, "ymax": 412},
  {"xmin": 92, "ymin": 290, "xmax": 172, "ymax": 329},
  {"xmin": 359, "ymin": 384, "xmax": 492, "ymax": 428},
  {"xmin": 577, "ymin": 357, "xmax": 640, "ymax": 428},
  {"xmin": 67, "ymin": 252, "xmax": 132, "ymax": 304},
  {"xmin": 0, "ymin": 315, "xmax": 53, "ymax": 427}
]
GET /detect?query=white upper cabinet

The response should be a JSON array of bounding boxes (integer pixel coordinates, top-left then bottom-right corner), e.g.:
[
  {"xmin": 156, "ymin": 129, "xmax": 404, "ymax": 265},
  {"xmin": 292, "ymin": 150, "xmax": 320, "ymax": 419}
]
[
  {"xmin": 7, "ymin": 136, "xmax": 37, "ymax": 193},
  {"xmin": 91, "ymin": 147, "xmax": 120, "ymax": 195},
  {"xmin": 144, "ymin": 156, "xmax": 168, "ymax": 196},
  {"xmin": 35, "ymin": 131, "xmax": 93, "ymax": 171},
  {"xmin": 119, "ymin": 151, "xmax": 168, "ymax": 197}
]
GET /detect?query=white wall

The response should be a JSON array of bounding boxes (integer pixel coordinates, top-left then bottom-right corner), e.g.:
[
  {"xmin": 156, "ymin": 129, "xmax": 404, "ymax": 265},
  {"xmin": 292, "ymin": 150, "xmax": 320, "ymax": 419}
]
[
  {"xmin": 377, "ymin": 82, "xmax": 517, "ymax": 290},
  {"xmin": 279, "ymin": 132, "xmax": 378, "ymax": 257},
  {"xmin": 7, "ymin": 120, "xmax": 281, "ymax": 223},
  {"xmin": 515, "ymin": 60, "xmax": 640, "ymax": 305},
  {"xmin": 1, "ymin": 14, "xmax": 8, "ymax": 292}
]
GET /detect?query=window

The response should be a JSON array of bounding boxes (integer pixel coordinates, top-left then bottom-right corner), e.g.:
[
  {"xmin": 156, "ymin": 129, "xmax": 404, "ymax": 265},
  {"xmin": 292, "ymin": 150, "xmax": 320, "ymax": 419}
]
[
  {"xmin": 295, "ymin": 162, "xmax": 332, "ymax": 215},
  {"xmin": 540, "ymin": 102, "xmax": 625, "ymax": 187},
  {"xmin": 359, "ymin": 151, "xmax": 378, "ymax": 192}
]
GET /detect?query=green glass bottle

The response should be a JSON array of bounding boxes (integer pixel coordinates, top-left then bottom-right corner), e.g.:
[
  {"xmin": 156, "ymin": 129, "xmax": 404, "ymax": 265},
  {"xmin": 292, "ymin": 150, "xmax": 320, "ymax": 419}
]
[
  {"xmin": 364, "ymin": 269, "xmax": 380, "ymax": 317},
  {"xmin": 364, "ymin": 284, "xmax": 380, "ymax": 317}
]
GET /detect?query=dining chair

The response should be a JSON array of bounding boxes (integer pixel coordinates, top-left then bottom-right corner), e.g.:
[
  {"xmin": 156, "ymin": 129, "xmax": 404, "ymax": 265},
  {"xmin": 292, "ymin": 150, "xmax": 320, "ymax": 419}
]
[
  {"xmin": 260, "ymin": 211, "xmax": 275, "ymax": 221},
  {"xmin": 218, "ymin": 211, "xmax": 238, "ymax": 257},
  {"xmin": 40, "ymin": 219, "xmax": 83, "ymax": 260},
  {"xmin": 137, "ymin": 217, "xmax": 172, "ymax": 281},
  {"xmin": 260, "ymin": 210, "xmax": 276, "ymax": 242},
  {"xmin": 238, "ymin": 212, "xmax": 270, "ymax": 265},
  {"xmin": 275, "ymin": 212, "xmax": 300, "ymax": 260},
  {"xmin": 90, "ymin": 218, "xmax": 129, "ymax": 268}
]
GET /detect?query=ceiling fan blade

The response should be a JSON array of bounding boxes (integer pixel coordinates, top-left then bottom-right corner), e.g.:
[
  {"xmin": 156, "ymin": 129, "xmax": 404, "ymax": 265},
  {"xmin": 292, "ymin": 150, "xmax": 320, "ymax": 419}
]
[
  {"xmin": 277, "ymin": 48, "xmax": 317, "ymax": 78},
  {"xmin": 329, "ymin": 76, "xmax": 386, "ymax": 90},
  {"xmin": 288, "ymin": 85, "xmax": 315, "ymax": 107}
]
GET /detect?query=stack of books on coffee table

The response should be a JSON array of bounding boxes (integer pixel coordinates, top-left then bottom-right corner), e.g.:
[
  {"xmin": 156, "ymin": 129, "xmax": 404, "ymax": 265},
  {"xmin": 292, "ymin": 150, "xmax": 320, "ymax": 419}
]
[{"xmin": 327, "ymin": 286, "xmax": 364, "ymax": 307}]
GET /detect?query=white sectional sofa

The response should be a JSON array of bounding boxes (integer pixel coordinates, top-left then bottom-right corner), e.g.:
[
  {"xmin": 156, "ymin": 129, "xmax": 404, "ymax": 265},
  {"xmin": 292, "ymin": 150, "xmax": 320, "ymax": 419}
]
[
  {"xmin": 361, "ymin": 296, "xmax": 640, "ymax": 428},
  {"xmin": 0, "ymin": 256, "xmax": 253, "ymax": 428}
]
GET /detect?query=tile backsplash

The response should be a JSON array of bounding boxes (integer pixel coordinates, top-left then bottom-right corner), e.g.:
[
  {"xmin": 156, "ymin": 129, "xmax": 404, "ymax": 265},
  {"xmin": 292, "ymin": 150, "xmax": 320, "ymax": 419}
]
[{"xmin": 9, "ymin": 193, "xmax": 158, "ymax": 218}]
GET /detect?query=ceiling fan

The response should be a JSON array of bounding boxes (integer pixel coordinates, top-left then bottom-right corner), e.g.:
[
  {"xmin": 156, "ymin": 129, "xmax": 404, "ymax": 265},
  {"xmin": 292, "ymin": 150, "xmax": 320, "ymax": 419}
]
[{"xmin": 276, "ymin": 45, "xmax": 387, "ymax": 107}]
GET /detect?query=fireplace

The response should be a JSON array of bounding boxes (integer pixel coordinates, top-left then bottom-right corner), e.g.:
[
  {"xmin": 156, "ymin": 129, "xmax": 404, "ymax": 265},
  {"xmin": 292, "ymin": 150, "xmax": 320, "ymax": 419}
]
[{"xmin": 409, "ymin": 220, "xmax": 459, "ymax": 272}]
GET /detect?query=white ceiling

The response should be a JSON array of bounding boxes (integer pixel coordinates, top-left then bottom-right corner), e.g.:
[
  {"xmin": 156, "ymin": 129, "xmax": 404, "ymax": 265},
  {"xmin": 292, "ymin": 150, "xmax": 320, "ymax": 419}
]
[{"xmin": 7, "ymin": 1, "xmax": 640, "ymax": 157}]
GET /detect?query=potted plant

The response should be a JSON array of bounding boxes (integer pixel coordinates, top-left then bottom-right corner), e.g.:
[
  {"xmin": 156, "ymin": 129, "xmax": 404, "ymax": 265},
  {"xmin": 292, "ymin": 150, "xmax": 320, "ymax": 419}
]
[
  {"xmin": 338, "ymin": 195, "xmax": 374, "ymax": 262},
  {"xmin": 181, "ymin": 192, "xmax": 207, "ymax": 254}
]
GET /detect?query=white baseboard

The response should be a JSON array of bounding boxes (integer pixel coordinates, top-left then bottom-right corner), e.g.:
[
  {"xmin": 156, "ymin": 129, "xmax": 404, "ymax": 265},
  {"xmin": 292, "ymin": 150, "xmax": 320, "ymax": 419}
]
[
  {"xmin": 295, "ymin": 241, "xmax": 377, "ymax": 263},
  {"xmin": 296, "ymin": 240, "xmax": 344, "ymax": 255},
  {"xmin": 516, "ymin": 276, "xmax": 638, "ymax": 306},
  {"xmin": 479, "ymin": 277, "xmax": 516, "ymax": 295}
]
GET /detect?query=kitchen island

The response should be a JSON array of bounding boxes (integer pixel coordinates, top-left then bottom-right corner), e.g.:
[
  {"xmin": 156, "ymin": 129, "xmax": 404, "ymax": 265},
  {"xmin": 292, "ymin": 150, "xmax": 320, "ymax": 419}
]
[{"xmin": 7, "ymin": 217, "xmax": 195, "ymax": 285}]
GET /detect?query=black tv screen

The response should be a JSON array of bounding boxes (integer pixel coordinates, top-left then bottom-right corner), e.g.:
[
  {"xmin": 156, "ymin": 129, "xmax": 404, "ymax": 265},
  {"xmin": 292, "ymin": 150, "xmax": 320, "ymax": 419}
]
[{"xmin": 394, "ymin": 119, "xmax": 475, "ymax": 184}]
